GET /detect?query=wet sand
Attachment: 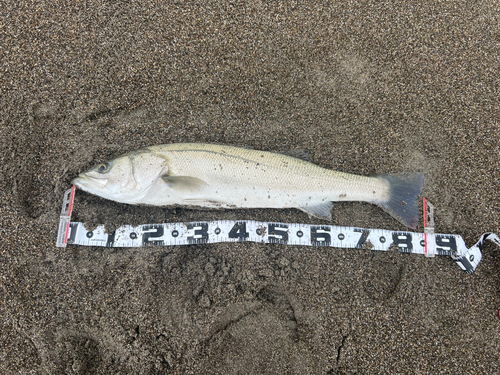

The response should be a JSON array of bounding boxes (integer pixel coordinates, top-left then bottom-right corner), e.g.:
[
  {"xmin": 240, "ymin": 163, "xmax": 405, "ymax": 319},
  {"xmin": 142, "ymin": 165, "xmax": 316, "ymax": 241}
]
[{"xmin": 1, "ymin": 1, "xmax": 500, "ymax": 373}]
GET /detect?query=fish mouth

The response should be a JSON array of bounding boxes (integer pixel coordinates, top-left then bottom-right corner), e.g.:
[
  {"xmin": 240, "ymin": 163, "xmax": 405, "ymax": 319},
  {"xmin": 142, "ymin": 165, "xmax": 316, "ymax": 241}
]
[{"xmin": 72, "ymin": 175, "xmax": 108, "ymax": 192}]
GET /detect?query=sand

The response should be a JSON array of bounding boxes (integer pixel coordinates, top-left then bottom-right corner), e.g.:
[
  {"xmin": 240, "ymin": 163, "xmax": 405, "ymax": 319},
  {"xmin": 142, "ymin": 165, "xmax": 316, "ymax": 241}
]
[{"xmin": 1, "ymin": 1, "xmax": 499, "ymax": 374}]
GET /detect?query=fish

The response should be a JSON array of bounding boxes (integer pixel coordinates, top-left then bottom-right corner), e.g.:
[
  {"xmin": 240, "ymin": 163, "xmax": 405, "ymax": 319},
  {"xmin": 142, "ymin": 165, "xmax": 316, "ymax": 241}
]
[{"xmin": 72, "ymin": 143, "xmax": 424, "ymax": 228}]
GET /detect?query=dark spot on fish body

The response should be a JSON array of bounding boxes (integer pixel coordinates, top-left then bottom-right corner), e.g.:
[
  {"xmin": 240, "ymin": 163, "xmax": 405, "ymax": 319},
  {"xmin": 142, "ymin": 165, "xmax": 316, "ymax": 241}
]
[{"xmin": 339, "ymin": 194, "xmax": 347, "ymax": 199}]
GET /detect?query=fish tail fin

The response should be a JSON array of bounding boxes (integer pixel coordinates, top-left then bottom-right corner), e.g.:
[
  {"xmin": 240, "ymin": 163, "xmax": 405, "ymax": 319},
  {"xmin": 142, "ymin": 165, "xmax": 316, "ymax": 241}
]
[{"xmin": 376, "ymin": 173, "xmax": 424, "ymax": 229}]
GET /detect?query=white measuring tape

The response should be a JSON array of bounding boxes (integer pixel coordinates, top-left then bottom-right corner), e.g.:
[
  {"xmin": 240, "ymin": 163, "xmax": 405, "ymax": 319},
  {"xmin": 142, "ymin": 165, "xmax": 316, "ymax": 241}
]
[{"xmin": 56, "ymin": 186, "xmax": 500, "ymax": 274}]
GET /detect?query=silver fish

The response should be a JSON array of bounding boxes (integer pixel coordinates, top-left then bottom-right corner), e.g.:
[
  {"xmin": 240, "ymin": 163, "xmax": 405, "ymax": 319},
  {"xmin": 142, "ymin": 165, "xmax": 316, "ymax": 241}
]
[{"xmin": 73, "ymin": 143, "xmax": 424, "ymax": 228}]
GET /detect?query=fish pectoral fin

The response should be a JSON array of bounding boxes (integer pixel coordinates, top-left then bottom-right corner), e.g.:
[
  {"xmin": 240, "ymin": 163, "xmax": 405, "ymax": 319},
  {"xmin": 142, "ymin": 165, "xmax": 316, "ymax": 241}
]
[
  {"xmin": 298, "ymin": 202, "xmax": 333, "ymax": 220},
  {"xmin": 161, "ymin": 175, "xmax": 208, "ymax": 192}
]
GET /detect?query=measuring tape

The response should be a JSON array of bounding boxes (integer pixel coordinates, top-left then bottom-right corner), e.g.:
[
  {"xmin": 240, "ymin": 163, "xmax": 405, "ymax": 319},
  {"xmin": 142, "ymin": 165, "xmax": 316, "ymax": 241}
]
[{"xmin": 56, "ymin": 186, "xmax": 500, "ymax": 274}]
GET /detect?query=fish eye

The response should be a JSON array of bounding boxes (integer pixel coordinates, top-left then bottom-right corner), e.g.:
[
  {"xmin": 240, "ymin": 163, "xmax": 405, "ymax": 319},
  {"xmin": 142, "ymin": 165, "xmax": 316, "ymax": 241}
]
[{"xmin": 97, "ymin": 163, "xmax": 110, "ymax": 173}]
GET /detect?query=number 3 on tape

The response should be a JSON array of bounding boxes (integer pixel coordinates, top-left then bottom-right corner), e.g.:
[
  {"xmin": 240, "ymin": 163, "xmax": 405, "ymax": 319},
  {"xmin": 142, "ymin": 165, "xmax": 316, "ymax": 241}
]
[{"xmin": 56, "ymin": 187, "xmax": 500, "ymax": 274}]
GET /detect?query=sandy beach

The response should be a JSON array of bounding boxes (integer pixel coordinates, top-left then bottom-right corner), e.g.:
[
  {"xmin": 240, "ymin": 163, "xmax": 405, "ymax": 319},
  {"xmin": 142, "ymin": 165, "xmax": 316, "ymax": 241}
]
[{"xmin": 1, "ymin": 1, "xmax": 499, "ymax": 373}]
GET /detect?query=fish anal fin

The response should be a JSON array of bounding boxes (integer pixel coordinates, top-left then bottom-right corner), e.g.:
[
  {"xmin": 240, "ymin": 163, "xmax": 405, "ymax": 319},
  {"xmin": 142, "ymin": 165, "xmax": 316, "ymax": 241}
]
[
  {"xmin": 161, "ymin": 175, "xmax": 208, "ymax": 192},
  {"xmin": 298, "ymin": 202, "xmax": 333, "ymax": 220}
]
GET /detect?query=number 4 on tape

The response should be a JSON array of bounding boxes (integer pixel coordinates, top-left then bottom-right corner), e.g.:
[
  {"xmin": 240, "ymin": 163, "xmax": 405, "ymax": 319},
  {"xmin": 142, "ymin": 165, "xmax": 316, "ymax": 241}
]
[{"xmin": 56, "ymin": 187, "xmax": 500, "ymax": 274}]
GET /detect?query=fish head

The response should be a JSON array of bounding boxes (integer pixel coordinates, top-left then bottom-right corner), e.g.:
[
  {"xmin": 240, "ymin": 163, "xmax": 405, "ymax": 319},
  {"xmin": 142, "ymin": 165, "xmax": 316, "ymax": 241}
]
[{"xmin": 72, "ymin": 149, "xmax": 169, "ymax": 203}]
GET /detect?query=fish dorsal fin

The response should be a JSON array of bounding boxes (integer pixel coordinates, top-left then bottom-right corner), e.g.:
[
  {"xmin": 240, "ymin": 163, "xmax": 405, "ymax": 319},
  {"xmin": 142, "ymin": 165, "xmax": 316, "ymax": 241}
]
[
  {"xmin": 298, "ymin": 202, "xmax": 333, "ymax": 220},
  {"xmin": 161, "ymin": 175, "xmax": 208, "ymax": 192},
  {"xmin": 222, "ymin": 144, "xmax": 313, "ymax": 162},
  {"xmin": 226, "ymin": 144, "xmax": 254, "ymax": 150},
  {"xmin": 280, "ymin": 149, "xmax": 312, "ymax": 162}
]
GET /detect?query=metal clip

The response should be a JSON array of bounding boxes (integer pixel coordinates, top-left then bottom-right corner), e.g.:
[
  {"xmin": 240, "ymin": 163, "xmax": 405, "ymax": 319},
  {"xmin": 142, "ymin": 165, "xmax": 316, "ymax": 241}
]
[
  {"xmin": 423, "ymin": 198, "xmax": 436, "ymax": 258},
  {"xmin": 56, "ymin": 186, "xmax": 76, "ymax": 247}
]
